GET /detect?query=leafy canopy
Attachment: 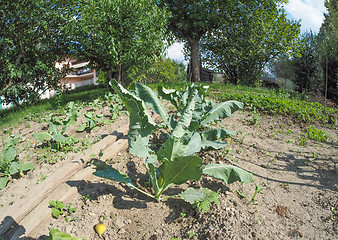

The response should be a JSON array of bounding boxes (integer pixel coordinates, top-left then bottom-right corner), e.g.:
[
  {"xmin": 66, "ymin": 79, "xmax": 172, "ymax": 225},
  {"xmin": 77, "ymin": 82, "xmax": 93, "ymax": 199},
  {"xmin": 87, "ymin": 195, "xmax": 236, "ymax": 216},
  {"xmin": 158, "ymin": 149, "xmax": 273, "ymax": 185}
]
[
  {"xmin": 200, "ymin": 0, "xmax": 300, "ymax": 86},
  {"xmin": 0, "ymin": 0, "xmax": 74, "ymax": 107},
  {"xmin": 71, "ymin": 0, "xmax": 169, "ymax": 86}
]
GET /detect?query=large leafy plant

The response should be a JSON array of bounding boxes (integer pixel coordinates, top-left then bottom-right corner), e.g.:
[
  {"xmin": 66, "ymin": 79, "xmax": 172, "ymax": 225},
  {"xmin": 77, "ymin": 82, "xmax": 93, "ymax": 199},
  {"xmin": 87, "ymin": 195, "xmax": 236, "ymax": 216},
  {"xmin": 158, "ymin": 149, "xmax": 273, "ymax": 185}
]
[
  {"xmin": 0, "ymin": 137, "xmax": 35, "ymax": 189},
  {"xmin": 94, "ymin": 80, "xmax": 253, "ymax": 211}
]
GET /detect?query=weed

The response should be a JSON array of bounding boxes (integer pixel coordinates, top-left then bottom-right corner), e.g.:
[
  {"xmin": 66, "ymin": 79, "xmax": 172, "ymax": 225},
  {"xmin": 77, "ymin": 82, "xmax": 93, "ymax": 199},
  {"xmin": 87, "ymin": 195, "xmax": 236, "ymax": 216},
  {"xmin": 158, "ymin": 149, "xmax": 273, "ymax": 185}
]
[
  {"xmin": 188, "ymin": 230, "xmax": 197, "ymax": 238},
  {"xmin": 297, "ymin": 136, "xmax": 308, "ymax": 147},
  {"xmin": 80, "ymin": 195, "xmax": 91, "ymax": 201},
  {"xmin": 49, "ymin": 200, "xmax": 77, "ymax": 222},
  {"xmin": 312, "ymin": 152, "xmax": 319, "ymax": 159},
  {"xmin": 33, "ymin": 114, "xmax": 79, "ymax": 151},
  {"xmin": 250, "ymin": 185, "xmax": 263, "ymax": 204},
  {"xmin": 306, "ymin": 126, "xmax": 330, "ymax": 142},
  {"xmin": 36, "ymin": 173, "xmax": 48, "ymax": 184},
  {"xmin": 266, "ymin": 158, "xmax": 275, "ymax": 168},
  {"xmin": 248, "ymin": 110, "xmax": 261, "ymax": 125}
]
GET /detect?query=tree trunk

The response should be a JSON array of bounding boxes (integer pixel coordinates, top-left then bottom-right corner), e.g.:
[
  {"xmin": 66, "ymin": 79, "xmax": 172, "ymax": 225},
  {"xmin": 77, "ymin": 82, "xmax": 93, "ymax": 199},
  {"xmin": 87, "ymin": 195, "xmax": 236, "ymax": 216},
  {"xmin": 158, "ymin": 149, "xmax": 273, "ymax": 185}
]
[{"xmin": 189, "ymin": 38, "xmax": 201, "ymax": 82}]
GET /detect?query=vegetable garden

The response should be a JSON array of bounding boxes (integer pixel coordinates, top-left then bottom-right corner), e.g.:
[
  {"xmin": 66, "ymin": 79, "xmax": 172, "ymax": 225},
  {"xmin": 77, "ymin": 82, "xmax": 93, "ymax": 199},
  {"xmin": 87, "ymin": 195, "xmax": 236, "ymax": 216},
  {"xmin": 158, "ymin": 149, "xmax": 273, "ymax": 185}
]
[{"xmin": 0, "ymin": 82, "xmax": 337, "ymax": 239}]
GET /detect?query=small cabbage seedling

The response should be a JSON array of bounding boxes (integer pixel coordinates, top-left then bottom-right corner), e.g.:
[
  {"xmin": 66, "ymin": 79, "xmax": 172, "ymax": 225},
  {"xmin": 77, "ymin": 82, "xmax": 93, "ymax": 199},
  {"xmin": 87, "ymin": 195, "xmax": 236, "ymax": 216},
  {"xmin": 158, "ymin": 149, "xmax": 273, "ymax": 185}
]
[
  {"xmin": 0, "ymin": 137, "xmax": 34, "ymax": 189},
  {"xmin": 94, "ymin": 80, "xmax": 253, "ymax": 211},
  {"xmin": 33, "ymin": 114, "xmax": 78, "ymax": 151}
]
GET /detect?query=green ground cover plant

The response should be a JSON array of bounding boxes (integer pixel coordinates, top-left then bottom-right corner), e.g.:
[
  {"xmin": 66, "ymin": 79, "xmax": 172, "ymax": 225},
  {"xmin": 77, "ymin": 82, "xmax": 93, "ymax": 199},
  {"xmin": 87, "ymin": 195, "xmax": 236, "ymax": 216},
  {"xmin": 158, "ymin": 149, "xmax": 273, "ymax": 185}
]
[
  {"xmin": 210, "ymin": 89, "xmax": 337, "ymax": 124},
  {"xmin": 94, "ymin": 80, "xmax": 253, "ymax": 212},
  {"xmin": 306, "ymin": 126, "xmax": 331, "ymax": 143}
]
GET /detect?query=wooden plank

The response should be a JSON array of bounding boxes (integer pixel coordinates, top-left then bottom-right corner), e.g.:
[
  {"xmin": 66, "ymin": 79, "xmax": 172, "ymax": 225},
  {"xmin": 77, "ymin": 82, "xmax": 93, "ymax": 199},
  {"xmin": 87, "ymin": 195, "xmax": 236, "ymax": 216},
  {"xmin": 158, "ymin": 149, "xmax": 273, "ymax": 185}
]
[{"xmin": 0, "ymin": 126, "xmax": 128, "ymax": 239}]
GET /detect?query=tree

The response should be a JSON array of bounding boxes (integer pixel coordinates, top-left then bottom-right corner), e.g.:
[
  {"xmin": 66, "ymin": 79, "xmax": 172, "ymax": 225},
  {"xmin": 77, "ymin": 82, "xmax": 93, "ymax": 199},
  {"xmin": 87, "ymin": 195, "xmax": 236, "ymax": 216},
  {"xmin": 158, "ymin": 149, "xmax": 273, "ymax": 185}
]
[
  {"xmin": 158, "ymin": 0, "xmax": 297, "ymax": 84},
  {"xmin": 158, "ymin": 0, "xmax": 234, "ymax": 82},
  {"xmin": 293, "ymin": 31, "xmax": 324, "ymax": 92},
  {"xmin": 318, "ymin": 0, "xmax": 338, "ymax": 103},
  {"xmin": 0, "ymin": 0, "xmax": 73, "ymax": 107},
  {"xmin": 200, "ymin": 1, "xmax": 300, "ymax": 86},
  {"xmin": 71, "ymin": 0, "xmax": 169, "ymax": 87}
]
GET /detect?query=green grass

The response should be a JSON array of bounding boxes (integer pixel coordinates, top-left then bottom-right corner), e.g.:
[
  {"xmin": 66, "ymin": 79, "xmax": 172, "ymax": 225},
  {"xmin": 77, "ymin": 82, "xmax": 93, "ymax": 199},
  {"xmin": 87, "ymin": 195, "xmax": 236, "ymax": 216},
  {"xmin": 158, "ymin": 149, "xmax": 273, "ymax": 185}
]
[{"xmin": 0, "ymin": 85, "xmax": 109, "ymax": 129}]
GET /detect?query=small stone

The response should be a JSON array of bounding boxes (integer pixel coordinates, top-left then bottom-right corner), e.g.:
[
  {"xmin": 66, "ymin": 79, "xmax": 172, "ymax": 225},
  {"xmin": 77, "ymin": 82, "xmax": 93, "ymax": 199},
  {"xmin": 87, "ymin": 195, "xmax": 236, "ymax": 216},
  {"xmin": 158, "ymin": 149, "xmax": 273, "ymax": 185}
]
[{"xmin": 124, "ymin": 219, "xmax": 132, "ymax": 224}]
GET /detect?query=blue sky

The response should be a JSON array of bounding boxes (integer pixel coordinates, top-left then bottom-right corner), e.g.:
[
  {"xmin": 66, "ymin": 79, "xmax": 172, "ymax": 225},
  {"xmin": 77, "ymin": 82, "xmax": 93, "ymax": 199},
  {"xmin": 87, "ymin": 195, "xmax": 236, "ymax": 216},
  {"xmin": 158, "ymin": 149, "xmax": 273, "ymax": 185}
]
[{"xmin": 166, "ymin": 0, "xmax": 327, "ymax": 63}]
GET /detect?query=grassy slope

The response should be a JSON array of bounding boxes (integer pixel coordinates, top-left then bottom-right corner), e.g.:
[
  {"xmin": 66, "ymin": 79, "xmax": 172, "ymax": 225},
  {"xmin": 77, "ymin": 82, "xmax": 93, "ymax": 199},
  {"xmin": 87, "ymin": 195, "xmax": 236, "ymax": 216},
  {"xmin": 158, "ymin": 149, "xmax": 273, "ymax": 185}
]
[{"xmin": 0, "ymin": 85, "xmax": 109, "ymax": 129}]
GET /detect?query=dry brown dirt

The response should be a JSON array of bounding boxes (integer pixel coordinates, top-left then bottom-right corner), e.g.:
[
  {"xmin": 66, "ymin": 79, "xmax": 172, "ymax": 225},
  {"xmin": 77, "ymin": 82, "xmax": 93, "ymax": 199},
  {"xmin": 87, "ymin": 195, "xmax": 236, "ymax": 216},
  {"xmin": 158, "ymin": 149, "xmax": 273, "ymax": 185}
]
[{"xmin": 0, "ymin": 104, "xmax": 337, "ymax": 240}]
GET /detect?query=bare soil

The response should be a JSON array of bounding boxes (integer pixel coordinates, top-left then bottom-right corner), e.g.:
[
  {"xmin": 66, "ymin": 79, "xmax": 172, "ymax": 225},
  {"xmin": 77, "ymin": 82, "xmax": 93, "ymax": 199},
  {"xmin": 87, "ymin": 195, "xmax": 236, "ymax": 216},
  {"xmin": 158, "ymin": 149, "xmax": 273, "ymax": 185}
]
[{"xmin": 0, "ymin": 104, "xmax": 337, "ymax": 240}]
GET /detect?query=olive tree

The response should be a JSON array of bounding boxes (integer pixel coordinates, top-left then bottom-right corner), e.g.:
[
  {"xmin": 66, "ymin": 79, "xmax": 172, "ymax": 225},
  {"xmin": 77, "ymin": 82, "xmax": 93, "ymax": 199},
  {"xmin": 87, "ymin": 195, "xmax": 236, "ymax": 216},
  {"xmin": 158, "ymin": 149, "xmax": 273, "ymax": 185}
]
[{"xmin": 71, "ymin": 0, "xmax": 169, "ymax": 87}]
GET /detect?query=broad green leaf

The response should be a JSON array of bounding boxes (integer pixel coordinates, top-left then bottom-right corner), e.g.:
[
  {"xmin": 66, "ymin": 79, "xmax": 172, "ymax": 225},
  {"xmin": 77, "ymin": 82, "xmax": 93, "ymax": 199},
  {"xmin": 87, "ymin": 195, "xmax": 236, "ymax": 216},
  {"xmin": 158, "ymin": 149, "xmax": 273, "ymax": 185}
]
[
  {"xmin": 77, "ymin": 123, "xmax": 87, "ymax": 132},
  {"xmin": 52, "ymin": 208, "xmax": 61, "ymax": 219},
  {"xmin": 46, "ymin": 228, "xmax": 81, "ymax": 240},
  {"xmin": 183, "ymin": 132, "xmax": 202, "ymax": 156},
  {"xmin": 156, "ymin": 137, "xmax": 186, "ymax": 162},
  {"xmin": 202, "ymin": 164, "xmax": 253, "ymax": 185},
  {"xmin": 49, "ymin": 119, "xmax": 62, "ymax": 136},
  {"xmin": 200, "ymin": 101, "xmax": 243, "ymax": 126},
  {"xmin": 10, "ymin": 162, "xmax": 35, "ymax": 175},
  {"xmin": 110, "ymin": 79, "xmax": 156, "ymax": 157},
  {"xmin": 200, "ymin": 129, "xmax": 237, "ymax": 150},
  {"xmin": 3, "ymin": 145, "xmax": 16, "ymax": 161},
  {"xmin": 0, "ymin": 177, "xmax": 10, "ymax": 190},
  {"xmin": 168, "ymin": 115, "xmax": 177, "ymax": 129},
  {"xmin": 9, "ymin": 162, "xmax": 20, "ymax": 175},
  {"xmin": 159, "ymin": 155, "xmax": 203, "ymax": 191},
  {"xmin": 32, "ymin": 132, "xmax": 52, "ymax": 142},
  {"xmin": 53, "ymin": 134, "xmax": 68, "ymax": 144},
  {"xmin": 172, "ymin": 89, "xmax": 197, "ymax": 138},
  {"xmin": 19, "ymin": 162, "xmax": 35, "ymax": 172},
  {"xmin": 157, "ymin": 86, "xmax": 178, "ymax": 109},
  {"xmin": 93, "ymin": 166, "xmax": 136, "ymax": 189},
  {"xmin": 49, "ymin": 200, "xmax": 56, "ymax": 207},
  {"xmin": 55, "ymin": 201, "xmax": 64, "ymax": 209},
  {"xmin": 180, "ymin": 187, "xmax": 219, "ymax": 212},
  {"xmin": 64, "ymin": 111, "xmax": 78, "ymax": 127},
  {"xmin": 135, "ymin": 82, "xmax": 169, "ymax": 128}
]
